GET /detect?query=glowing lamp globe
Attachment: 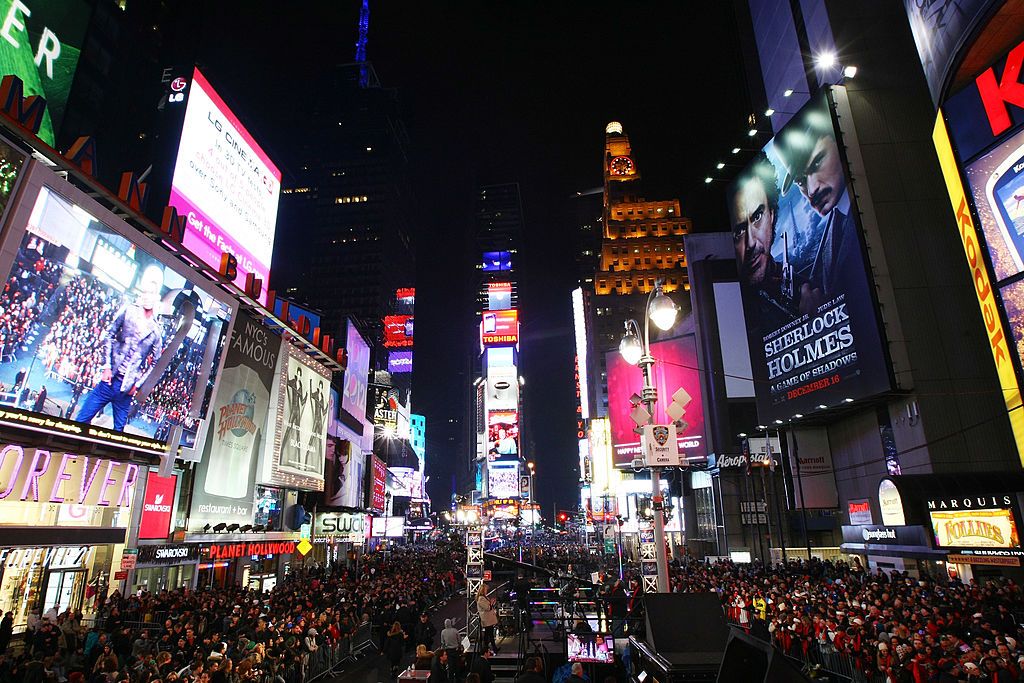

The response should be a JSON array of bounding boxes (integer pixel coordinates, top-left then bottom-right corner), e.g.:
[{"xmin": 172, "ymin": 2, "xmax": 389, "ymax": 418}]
[
  {"xmin": 619, "ymin": 332, "xmax": 643, "ymax": 366},
  {"xmin": 649, "ymin": 291, "xmax": 679, "ymax": 331}
]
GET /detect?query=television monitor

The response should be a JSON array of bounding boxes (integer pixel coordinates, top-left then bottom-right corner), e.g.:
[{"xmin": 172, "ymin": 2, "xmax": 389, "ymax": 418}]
[{"xmin": 567, "ymin": 632, "xmax": 614, "ymax": 664}]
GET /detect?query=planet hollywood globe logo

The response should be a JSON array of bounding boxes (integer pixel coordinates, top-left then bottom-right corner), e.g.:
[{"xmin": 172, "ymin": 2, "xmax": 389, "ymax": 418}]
[{"xmin": 217, "ymin": 389, "xmax": 258, "ymax": 439}]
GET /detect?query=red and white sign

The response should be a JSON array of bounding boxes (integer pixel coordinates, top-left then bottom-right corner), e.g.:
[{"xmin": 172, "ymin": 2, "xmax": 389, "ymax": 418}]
[
  {"xmin": 384, "ymin": 315, "xmax": 414, "ymax": 348},
  {"xmin": 848, "ymin": 498, "xmax": 873, "ymax": 526},
  {"xmin": 480, "ymin": 309, "xmax": 519, "ymax": 347},
  {"xmin": 139, "ymin": 472, "xmax": 177, "ymax": 540},
  {"xmin": 370, "ymin": 456, "xmax": 387, "ymax": 512}
]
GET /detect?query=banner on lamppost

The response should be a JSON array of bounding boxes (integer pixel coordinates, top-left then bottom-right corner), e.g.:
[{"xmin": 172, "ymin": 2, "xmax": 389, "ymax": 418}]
[{"xmin": 641, "ymin": 424, "xmax": 683, "ymax": 466}]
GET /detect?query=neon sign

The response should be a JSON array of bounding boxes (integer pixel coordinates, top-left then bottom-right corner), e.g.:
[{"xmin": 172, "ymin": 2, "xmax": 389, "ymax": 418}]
[{"xmin": 0, "ymin": 445, "xmax": 138, "ymax": 506}]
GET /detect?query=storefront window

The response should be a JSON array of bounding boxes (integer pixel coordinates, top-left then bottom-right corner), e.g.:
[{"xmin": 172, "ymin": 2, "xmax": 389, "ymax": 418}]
[
  {"xmin": 0, "ymin": 545, "xmax": 113, "ymax": 631},
  {"xmin": 132, "ymin": 565, "xmax": 194, "ymax": 593}
]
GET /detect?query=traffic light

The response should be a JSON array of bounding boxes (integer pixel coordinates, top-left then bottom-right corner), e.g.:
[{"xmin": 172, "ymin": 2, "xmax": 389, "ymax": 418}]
[{"xmin": 557, "ymin": 511, "xmax": 570, "ymax": 528}]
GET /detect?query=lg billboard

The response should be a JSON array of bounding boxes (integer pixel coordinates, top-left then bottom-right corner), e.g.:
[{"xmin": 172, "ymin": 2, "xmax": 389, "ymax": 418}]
[
  {"xmin": 168, "ymin": 68, "xmax": 281, "ymax": 304},
  {"xmin": 728, "ymin": 89, "xmax": 891, "ymax": 422}
]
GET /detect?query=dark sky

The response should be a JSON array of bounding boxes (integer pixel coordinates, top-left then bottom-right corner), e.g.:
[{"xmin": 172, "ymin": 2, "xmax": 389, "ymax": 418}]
[{"xmin": 190, "ymin": 2, "xmax": 751, "ymax": 515}]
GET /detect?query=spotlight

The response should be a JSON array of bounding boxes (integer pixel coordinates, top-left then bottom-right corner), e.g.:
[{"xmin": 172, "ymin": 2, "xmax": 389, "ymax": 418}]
[
  {"xmin": 843, "ymin": 65, "xmax": 858, "ymax": 79},
  {"xmin": 817, "ymin": 404, "xmax": 828, "ymax": 410},
  {"xmin": 844, "ymin": 397, "xmax": 854, "ymax": 403},
  {"xmin": 212, "ymin": 523, "xmax": 227, "ymax": 533},
  {"xmin": 773, "ymin": 419, "xmax": 784, "ymax": 425},
  {"xmin": 783, "ymin": 89, "xmax": 794, "ymax": 97},
  {"xmin": 202, "ymin": 524, "xmax": 212, "ymax": 533},
  {"xmin": 731, "ymin": 147, "xmax": 740, "ymax": 154},
  {"xmin": 239, "ymin": 524, "xmax": 253, "ymax": 533},
  {"xmin": 704, "ymin": 176, "xmax": 713, "ymax": 184},
  {"xmin": 252, "ymin": 524, "xmax": 266, "ymax": 533},
  {"xmin": 764, "ymin": 108, "xmax": 775, "ymax": 116},
  {"xmin": 794, "ymin": 413, "xmax": 803, "ymax": 419},
  {"xmin": 815, "ymin": 51, "xmax": 837, "ymax": 69},
  {"xmin": 737, "ymin": 432, "xmax": 747, "ymax": 438},
  {"xmin": 748, "ymin": 128, "xmax": 757, "ymax": 137},
  {"xmin": 716, "ymin": 162, "xmax": 725, "ymax": 170}
]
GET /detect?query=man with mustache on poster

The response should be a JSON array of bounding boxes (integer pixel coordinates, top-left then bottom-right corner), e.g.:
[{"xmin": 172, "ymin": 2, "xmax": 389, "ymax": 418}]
[
  {"xmin": 731, "ymin": 152, "xmax": 810, "ymax": 325},
  {"xmin": 778, "ymin": 105, "xmax": 859, "ymax": 312}
]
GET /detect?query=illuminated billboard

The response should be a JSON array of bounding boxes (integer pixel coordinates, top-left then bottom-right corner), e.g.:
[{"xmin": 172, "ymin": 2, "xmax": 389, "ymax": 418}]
[
  {"xmin": 486, "ymin": 347, "xmax": 515, "ymax": 368},
  {"xmin": 368, "ymin": 455, "xmax": 386, "ymax": 512},
  {"xmin": 487, "ymin": 282, "xmax": 512, "ymax": 310},
  {"xmin": 388, "ymin": 466, "xmax": 417, "ymax": 498},
  {"xmin": 373, "ymin": 385, "xmax": 400, "ymax": 431},
  {"xmin": 605, "ymin": 336, "xmax": 705, "ymax": 466},
  {"xmin": 324, "ymin": 436, "xmax": 364, "ymax": 508},
  {"xmin": 384, "ymin": 315, "xmax": 414, "ymax": 348},
  {"xmin": 931, "ymin": 508, "xmax": 1021, "ymax": 550},
  {"xmin": 487, "ymin": 410, "xmax": 519, "ymax": 459},
  {"xmin": 0, "ymin": 164, "xmax": 235, "ymax": 453},
  {"xmin": 0, "ymin": 0, "xmax": 90, "ymax": 146},
  {"xmin": 388, "ymin": 351, "xmax": 413, "ymax": 374},
  {"xmin": 264, "ymin": 343, "xmax": 330, "ymax": 491},
  {"xmin": 138, "ymin": 471, "xmax": 177, "ymax": 540},
  {"xmin": 481, "ymin": 309, "xmax": 519, "ymax": 347},
  {"xmin": 482, "ymin": 251, "xmax": 512, "ymax": 272},
  {"xmin": 572, "ymin": 288, "xmax": 590, "ymax": 420},
  {"xmin": 341, "ymin": 320, "xmax": 370, "ymax": 426},
  {"xmin": 729, "ymin": 90, "xmax": 891, "ymax": 421},
  {"xmin": 936, "ymin": 36, "xmax": 1024, "ymax": 463},
  {"xmin": 272, "ymin": 298, "xmax": 321, "ymax": 342},
  {"xmin": 169, "ymin": 68, "xmax": 281, "ymax": 304},
  {"xmin": 485, "ymin": 366, "xmax": 518, "ymax": 412},
  {"xmin": 192, "ymin": 312, "xmax": 279, "ymax": 528},
  {"xmin": 487, "ymin": 460, "xmax": 520, "ymax": 499}
]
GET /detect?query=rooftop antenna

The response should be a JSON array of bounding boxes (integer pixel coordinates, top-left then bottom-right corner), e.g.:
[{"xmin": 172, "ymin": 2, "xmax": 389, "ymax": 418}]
[{"xmin": 355, "ymin": 0, "xmax": 370, "ymax": 88}]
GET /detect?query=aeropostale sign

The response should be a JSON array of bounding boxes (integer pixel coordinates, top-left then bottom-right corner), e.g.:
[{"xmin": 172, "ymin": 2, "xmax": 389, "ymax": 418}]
[{"xmin": 0, "ymin": 444, "xmax": 139, "ymax": 506}]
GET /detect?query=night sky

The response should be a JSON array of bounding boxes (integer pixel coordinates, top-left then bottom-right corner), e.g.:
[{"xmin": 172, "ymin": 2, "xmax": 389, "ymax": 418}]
[{"xmin": 189, "ymin": 2, "xmax": 751, "ymax": 515}]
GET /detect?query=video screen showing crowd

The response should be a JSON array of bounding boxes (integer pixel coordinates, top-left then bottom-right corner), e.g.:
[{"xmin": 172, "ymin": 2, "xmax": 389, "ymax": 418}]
[
  {"xmin": 730, "ymin": 90, "xmax": 890, "ymax": 420},
  {"xmin": 0, "ymin": 186, "xmax": 230, "ymax": 441}
]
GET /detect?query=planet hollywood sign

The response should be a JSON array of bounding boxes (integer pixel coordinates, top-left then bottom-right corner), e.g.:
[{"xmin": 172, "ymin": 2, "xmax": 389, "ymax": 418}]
[{"xmin": 205, "ymin": 540, "xmax": 296, "ymax": 560}]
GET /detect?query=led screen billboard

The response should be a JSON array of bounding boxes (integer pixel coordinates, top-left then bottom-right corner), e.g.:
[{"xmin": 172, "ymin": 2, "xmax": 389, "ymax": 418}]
[
  {"xmin": 0, "ymin": 0, "xmax": 90, "ymax": 146},
  {"xmin": 369, "ymin": 455, "xmax": 386, "ymax": 512},
  {"xmin": 323, "ymin": 436, "xmax": 363, "ymax": 508},
  {"xmin": 485, "ymin": 366, "xmax": 518, "ymax": 412},
  {"xmin": 931, "ymin": 508, "xmax": 1021, "ymax": 549},
  {"xmin": 272, "ymin": 298, "xmax": 321, "ymax": 342},
  {"xmin": 487, "ymin": 282, "xmax": 512, "ymax": 310},
  {"xmin": 729, "ymin": 89, "xmax": 891, "ymax": 421},
  {"xmin": 341, "ymin": 320, "xmax": 370, "ymax": 425},
  {"xmin": 266, "ymin": 344, "xmax": 330, "ymax": 491},
  {"xmin": 486, "ymin": 346, "xmax": 515, "ymax": 368},
  {"xmin": 384, "ymin": 315, "xmax": 414, "ymax": 348},
  {"xmin": 388, "ymin": 351, "xmax": 413, "ymax": 374},
  {"xmin": 487, "ymin": 410, "xmax": 519, "ymax": 459},
  {"xmin": 482, "ymin": 251, "xmax": 512, "ymax": 272},
  {"xmin": 487, "ymin": 460, "xmax": 520, "ymax": 499},
  {"xmin": 480, "ymin": 309, "xmax": 519, "ymax": 347},
  {"xmin": 0, "ymin": 166, "xmax": 234, "ymax": 453},
  {"xmin": 192, "ymin": 311, "xmax": 279, "ymax": 528},
  {"xmin": 169, "ymin": 68, "xmax": 281, "ymax": 304},
  {"xmin": 605, "ymin": 336, "xmax": 705, "ymax": 466},
  {"xmin": 388, "ymin": 466, "xmax": 417, "ymax": 498}
]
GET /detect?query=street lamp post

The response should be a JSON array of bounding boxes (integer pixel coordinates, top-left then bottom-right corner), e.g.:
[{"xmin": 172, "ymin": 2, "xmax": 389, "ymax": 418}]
[
  {"xmin": 527, "ymin": 461, "xmax": 536, "ymax": 565},
  {"xmin": 619, "ymin": 282, "xmax": 679, "ymax": 594}
]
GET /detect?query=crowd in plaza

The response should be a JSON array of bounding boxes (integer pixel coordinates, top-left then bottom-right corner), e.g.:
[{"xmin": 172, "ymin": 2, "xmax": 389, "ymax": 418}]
[
  {"xmin": 0, "ymin": 543, "xmax": 464, "ymax": 683},
  {"xmin": 4, "ymin": 532, "xmax": 1024, "ymax": 683}
]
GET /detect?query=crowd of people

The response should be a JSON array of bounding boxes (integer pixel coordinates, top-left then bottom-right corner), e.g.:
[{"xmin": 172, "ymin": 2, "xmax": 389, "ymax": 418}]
[
  {"xmin": 0, "ymin": 236, "xmax": 63, "ymax": 370},
  {"xmin": 0, "ymin": 544, "xmax": 465, "ymax": 683}
]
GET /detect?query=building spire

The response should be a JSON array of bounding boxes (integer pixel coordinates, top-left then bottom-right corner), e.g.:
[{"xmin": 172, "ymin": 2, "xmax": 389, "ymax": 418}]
[{"xmin": 355, "ymin": 0, "xmax": 370, "ymax": 88}]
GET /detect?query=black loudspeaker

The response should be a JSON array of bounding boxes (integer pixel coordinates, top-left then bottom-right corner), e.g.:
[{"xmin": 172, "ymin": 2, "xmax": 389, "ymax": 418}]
[
  {"xmin": 643, "ymin": 593, "xmax": 728, "ymax": 667},
  {"xmin": 717, "ymin": 628, "xmax": 810, "ymax": 683}
]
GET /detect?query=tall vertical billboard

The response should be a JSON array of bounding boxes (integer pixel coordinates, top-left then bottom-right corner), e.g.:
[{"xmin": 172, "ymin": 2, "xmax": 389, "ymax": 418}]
[
  {"xmin": 341, "ymin": 319, "xmax": 370, "ymax": 428},
  {"xmin": 605, "ymin": 336, "xmax": 705, "ymax": 466},
  {"xmin": 168, "ymin": 68, "xmax": 281, "ymax": 304},
  {"xmin": 728, "ymin": 90, "xmax": 891, "ymax": 421},
  {"xmin": 323, "ymin": 436, "xmax": 364, "ymax": 508},
  {"xmin": 192, "ymin": 312, "xmax": 280, "ymax": 529},
  {"xmin": 0, "ymin": 0, "xmax": 91, "ymax": 146},
  {"xmin": 264, "ymin": 344, "xmax": 330, "ymax": 491},
  {"xmin": 0, "ymin": 163, "xmax": 234, "ymax": 453},
  {"xmin": 934, "ymin": 35, "xmax": 1024, "ymax": 464}
]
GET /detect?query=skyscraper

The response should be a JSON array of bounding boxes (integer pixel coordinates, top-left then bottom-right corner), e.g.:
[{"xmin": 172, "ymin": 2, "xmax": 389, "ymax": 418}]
[
  {"xmin": 273, "ymin": 63, "xmax": 415, "ymax": 351},
  {"xmin": 592, "ymin": 122, "xmax": 692, "ymax": 415}
]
